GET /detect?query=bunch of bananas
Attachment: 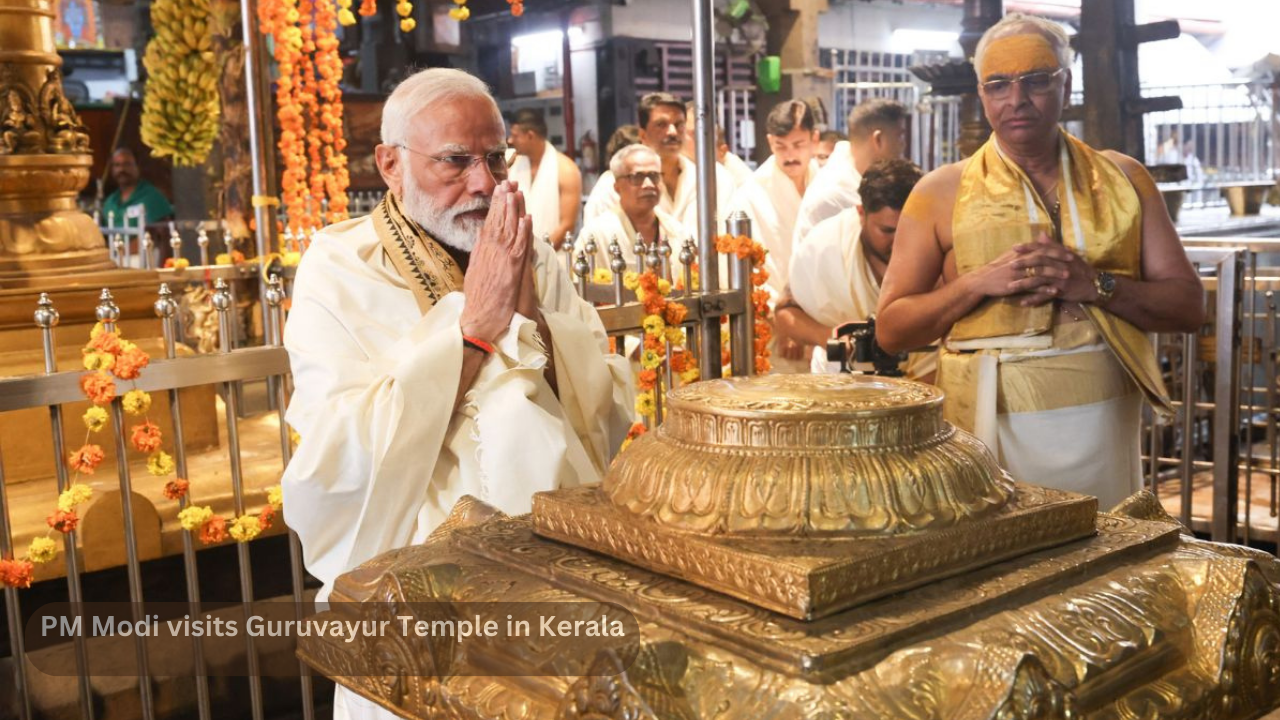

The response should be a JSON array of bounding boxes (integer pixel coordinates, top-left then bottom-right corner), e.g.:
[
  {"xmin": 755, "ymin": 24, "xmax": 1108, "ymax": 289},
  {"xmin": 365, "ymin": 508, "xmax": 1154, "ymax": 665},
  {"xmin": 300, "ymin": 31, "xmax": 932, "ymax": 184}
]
[{"xmin": 140, "ymin": 0, "xmax": 220, "ymax": 167}]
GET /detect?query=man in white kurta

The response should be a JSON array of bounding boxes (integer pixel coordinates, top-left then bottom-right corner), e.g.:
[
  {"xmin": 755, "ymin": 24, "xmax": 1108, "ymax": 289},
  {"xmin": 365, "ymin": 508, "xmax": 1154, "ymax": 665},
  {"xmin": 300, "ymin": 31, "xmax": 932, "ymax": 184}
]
[
  {"xmin": 781, "ymin": 158, "xmax": 934, "ymax": 380},
  {"xmin": 584, "ymin": 92, "xmax": 733, "ymax": 237},
  {"xmin": 792, "ymin": 99, "xmax": 908, "ymax": 248},
  {"xmin": 280, "ymin": 68, "xmax": 633, "ymax": 720},
  {"xmin": 575, "ymin": 144, "xmax": 691, "ymax": 276},
  {"xmin": 507, "ymin": 108, "xmax": 582, "ymax": 248},
  {"xmin": 730, "ymin": 99, "xmax": 819, "ymax": 373}
]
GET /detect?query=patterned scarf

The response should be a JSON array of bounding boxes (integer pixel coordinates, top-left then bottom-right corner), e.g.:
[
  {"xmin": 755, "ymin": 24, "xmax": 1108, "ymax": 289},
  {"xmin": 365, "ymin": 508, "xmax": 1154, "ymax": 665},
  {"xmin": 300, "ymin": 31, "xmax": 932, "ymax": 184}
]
[{"xmin": 371, "ymin": 191, "xmax": 465, "ymax": 314}]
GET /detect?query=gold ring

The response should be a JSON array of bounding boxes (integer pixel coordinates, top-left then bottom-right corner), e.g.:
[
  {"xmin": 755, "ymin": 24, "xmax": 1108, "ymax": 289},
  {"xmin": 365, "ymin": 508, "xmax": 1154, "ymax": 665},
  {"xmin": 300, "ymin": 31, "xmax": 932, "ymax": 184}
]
[{"xmin": 1024, "ymin": 266, "xmax": 1037, "ymax": 279}]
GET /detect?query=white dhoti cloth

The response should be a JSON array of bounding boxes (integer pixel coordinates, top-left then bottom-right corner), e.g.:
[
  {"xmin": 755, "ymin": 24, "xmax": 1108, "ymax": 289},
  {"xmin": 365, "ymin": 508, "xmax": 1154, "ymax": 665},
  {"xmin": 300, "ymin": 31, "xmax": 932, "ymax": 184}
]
[
  {"xmin": 508, "ymin": 140, "xmax": 563, "ymax": 242},
  {"xmin": 939, "ymin": 321, "xmax": 1142, "ymax": 510}
]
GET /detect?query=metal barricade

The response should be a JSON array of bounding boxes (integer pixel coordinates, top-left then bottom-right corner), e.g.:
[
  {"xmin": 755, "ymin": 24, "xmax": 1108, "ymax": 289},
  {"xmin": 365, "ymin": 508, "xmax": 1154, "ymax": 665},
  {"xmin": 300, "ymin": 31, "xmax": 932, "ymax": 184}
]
[{"xmin": 0, "ymin": 286, "xmax": 314, "ymax": 720}]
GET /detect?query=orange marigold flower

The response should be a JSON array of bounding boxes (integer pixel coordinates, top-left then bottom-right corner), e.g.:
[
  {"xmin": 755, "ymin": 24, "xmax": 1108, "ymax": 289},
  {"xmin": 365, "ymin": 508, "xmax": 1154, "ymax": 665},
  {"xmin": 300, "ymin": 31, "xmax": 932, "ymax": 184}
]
[
  {"xmin": 643, "ymin": 334, "xmax": 666, "ymax": 353},
  {"xmin": 80, "ymin": 372, "xmax": 116, "ymax": 405},
  {"xmin": 721, "ymin": 349, "xmax": 733, "ymax": 367},
  {"xmin": 715, "ymin": 234, "xmax": 734, "ymax": 253},
  {"xmin": 755, "ymin": 356, "xmax": 772, "ymax": 374},
  {"xmin": 113, "ymin": 346, "xmax": 150, "ymax": 381},
  {"xmin": 755, "ymin": 322, "xmax": 773, "ymax": 342},
  {"xmin": 162, "ymin": 478, "xmax": 190, "ymax": 501},
  {"xmin": 664, "ymin": 302, "xmax": 688, "ymax": 326},
  {"xmin": 637, "ymin": 369, "xmax": 658, "ymax": 391},
  {"xmin": 625, "ymin": 422, "xmax": 648, "ymax": 440},
  {"xmin": 643, "ymin": 297, "xmax": 667, "ymax": 316},
  {"xmin": 669, "ymin": 350, "xmax": 692, "ymax": 373},
  {"xmin": 88, "ymin": 330, "xmax": 122, "ymax": 356},
  {"xmin": 130, "ymin": 421, "xmax": 163, "ymax": 453},
  {"xmin": 0, "ymin": 558, "xmax": 34, "ymax": 589},
  {"xmin": 68, "ymin": 444, "xmax": 105, "ymax": 474},
  {"xmin": 199, "ymin": 516, "xmax": 228, "ymax": 545},
  {"xmin": 47, "ymin": 509, "xmax": 79, "ymax": 533},
  {"xmin": 258, "ymin": 504, "xmax": 276, "ymax": 532}
]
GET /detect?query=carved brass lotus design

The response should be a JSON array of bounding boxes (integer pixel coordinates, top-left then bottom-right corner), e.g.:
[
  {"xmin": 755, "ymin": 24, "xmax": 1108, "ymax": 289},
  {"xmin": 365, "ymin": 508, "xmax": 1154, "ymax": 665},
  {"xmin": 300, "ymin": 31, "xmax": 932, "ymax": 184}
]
[{"xmin": 606, "ymin": 374, "xmax": 1015, "ymax": 536}]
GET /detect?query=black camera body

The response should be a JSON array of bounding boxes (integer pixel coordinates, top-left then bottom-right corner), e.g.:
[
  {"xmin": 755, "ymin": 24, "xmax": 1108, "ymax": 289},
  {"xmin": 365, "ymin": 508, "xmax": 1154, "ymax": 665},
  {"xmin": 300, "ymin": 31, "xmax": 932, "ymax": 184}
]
[{"xmin": 825, "ymin": 317, "xmax": 908, "ymax": 377}]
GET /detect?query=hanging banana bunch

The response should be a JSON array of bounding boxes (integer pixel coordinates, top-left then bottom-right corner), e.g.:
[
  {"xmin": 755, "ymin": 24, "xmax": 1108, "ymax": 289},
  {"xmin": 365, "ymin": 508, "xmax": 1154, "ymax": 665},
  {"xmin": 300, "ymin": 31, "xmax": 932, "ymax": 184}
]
[{"xmin": 140, "ymin": 0, "xmax": 221, "ymax": 166}]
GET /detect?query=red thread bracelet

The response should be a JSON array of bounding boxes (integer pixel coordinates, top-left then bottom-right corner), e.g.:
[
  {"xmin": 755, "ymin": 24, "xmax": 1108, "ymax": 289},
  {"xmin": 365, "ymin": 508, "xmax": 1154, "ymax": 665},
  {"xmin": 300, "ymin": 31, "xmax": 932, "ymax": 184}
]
[{"xmin": 462, "ymin": 334, "xmax": 496, "ymax": 354}]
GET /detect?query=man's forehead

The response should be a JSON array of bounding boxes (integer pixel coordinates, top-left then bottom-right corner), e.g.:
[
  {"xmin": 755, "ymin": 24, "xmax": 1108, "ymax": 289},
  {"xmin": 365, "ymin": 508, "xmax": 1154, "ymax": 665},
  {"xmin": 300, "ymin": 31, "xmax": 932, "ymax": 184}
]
[{"xmin": 980, "ymin": 32, "xmax": 1061, "ymax": 79}]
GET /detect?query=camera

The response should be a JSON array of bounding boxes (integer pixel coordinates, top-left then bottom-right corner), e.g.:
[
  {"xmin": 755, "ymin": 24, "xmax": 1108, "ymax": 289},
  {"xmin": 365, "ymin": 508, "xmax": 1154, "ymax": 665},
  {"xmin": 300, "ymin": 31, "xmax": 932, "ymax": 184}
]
[{"xmin": 825, "ymin": 317, "xmax": 908, "ymax": 377}]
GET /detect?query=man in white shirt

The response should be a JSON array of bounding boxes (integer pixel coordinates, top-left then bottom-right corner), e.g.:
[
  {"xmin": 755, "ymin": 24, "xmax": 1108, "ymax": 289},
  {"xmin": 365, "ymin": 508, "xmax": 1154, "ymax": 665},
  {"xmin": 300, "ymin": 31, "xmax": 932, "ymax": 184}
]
[
  {"xmin": 584, "ymin": 92, "xmax": 733, "ymax": 237},
  {"xmin": 730, "ymin": 99, "xmax": 819, "ymax": 372},
  {"xmin": 506, "ymin": 108, "xmax": 582, "ymax": 248},
  {"xmin": 792, "ymin": 99, "xmax": 908, "ymax": 248},
  {"xmin": 777, "ymin": 158, "xmax": 934, "ymax": 380},
  {"xmin": 280, "ymin": 67, "xmax": 633, "ymax": 720},
  {"xmin": 575, "ymin": 144, "xmax": 690, "ymax": 273},
  {"xmin": 815, "ymin": 130, "xmax": 844, "ymax": 167}
]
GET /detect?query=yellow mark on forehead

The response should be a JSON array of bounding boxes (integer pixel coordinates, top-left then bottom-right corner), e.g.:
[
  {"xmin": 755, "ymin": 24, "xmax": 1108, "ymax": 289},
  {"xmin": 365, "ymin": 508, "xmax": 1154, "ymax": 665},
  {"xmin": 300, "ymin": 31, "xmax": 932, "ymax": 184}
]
[{"xmin": 980, "ymin": 34, "xmax": 1060, "ymax": 79}]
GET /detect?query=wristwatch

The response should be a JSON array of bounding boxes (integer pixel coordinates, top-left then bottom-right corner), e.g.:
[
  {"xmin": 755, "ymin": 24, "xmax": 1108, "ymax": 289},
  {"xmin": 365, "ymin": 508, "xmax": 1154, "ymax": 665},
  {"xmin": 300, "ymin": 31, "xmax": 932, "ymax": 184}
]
[{"xmin": 1093, "ymin": 270, "xmax": 1117, "ymax": 306}]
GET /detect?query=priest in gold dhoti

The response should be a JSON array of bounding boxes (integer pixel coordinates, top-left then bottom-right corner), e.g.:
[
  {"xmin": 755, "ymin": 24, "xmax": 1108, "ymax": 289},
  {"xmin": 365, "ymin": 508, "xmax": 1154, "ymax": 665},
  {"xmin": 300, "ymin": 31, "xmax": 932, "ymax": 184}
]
[
  {"xmin": 875, "ymin": 13, "xmax": 1204, "ymax": 509},
  {"xmin": 280, "ymin": 68, "xmax": 633, "ymax": 720}
]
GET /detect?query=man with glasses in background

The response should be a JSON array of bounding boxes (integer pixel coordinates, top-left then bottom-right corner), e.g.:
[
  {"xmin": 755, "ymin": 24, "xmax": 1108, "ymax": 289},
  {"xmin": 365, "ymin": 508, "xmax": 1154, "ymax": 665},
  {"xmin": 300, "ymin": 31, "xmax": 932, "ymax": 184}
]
[
  {"xmin": 575, "ymin": 144, "xmax": 691, "ymax": 273},
  {"xmin": 875, "ymin": 14, "xmax": 1203, "ymax": 509},
  {"xmin": 584, "ymin": 92, "xmax": 734, "ymax": 238},
  {"xmin": 281, "ymin": 69, "xmax": 632, "ymax": 719}
]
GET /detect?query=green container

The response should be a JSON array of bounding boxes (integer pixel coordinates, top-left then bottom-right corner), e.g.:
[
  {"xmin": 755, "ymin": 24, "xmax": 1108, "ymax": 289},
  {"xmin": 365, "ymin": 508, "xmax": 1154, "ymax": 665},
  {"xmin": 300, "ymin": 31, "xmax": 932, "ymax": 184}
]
[{"xmin": 757, "ymin": 55, "xmax": 781, "ymax": 94}]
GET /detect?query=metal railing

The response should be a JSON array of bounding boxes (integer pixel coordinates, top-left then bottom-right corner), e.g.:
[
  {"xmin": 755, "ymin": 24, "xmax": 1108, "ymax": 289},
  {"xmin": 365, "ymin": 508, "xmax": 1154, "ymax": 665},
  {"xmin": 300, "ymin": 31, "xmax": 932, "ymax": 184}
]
[{"xmin": 0, "ymin": 280, "xmax": 313, "ymax": 720}]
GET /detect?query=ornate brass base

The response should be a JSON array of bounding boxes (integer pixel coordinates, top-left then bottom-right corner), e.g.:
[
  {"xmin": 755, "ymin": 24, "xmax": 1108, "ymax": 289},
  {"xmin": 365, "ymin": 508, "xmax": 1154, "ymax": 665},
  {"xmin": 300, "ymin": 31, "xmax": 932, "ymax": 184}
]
[
  {"xmin": 533, "ymin": 483, "xmax": 1099, "ymax": 620},
  {"xmin": 299, "ymin": 500, "xmax": 1280, "ymax": 719}
]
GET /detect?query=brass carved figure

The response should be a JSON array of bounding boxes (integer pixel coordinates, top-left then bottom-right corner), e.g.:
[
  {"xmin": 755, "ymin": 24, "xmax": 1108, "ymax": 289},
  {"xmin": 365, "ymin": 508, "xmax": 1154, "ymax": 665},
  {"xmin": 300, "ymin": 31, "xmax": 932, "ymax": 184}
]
[
  {"xmin": 0, "ymin": 85, "xmax": 40, "ymax": 154},
  {"xmin": 39, "ymin": 68, "xmax": 90, "ymax": 153},
  {"xmin": 297, "ymin": 375, "xmax": 1280, "ymax": 720}
]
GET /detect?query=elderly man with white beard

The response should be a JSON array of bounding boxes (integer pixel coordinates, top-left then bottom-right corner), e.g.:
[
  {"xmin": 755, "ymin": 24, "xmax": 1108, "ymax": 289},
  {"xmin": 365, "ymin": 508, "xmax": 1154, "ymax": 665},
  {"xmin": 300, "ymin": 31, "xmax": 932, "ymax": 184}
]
[{"xmin": 280, "ymin": 67, "xmax": 633, "ymax": 720}]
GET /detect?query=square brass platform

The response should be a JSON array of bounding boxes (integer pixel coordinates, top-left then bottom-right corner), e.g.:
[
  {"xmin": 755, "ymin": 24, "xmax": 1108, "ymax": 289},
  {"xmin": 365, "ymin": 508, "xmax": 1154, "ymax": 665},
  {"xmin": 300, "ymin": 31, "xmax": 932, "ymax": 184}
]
[{"xmin": 531, "ymin": 483, "xmax": 1099, "ymax": 620}]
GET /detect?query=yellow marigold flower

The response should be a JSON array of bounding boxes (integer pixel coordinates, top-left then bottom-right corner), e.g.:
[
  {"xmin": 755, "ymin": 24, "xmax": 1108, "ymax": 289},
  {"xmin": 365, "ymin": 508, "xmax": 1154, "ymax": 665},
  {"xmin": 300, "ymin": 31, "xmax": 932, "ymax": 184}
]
[
  {"xmin": 147, "ymin": 450, "xmax": 175, "ymax": 477},
  {"xmin": 634, "ymin": 288, "xmax": 647, "ymax": 302},
  {"xmin": 634, "ymin": 392, "xmax": 656, "ymax": 417},
  {"xmin": 229, "ymin": 515, "xmax": 262, "ymax": 543},
  {"xmin": 657, "ymin": 279, "xmax": 672, "ymax": 296},
  {"xmin": 592, "ymin": 267, "xmax": 613, "ymax": 285},
  {"xmin": 178, "ymin": 505, "xmax": 213, "ymax": 532},
  {"xmin": 28, "ymin": 536, "xmax": 58, "ymax": 564},
  {"xmin": 641, "ymin": 314, "xmax": 666, "ymax": 336},
  {"xmin": 215, "ymin": 253, "xmax": 232, "ymax": 266},
  {"xmin": 640, "ymin": 349, "xmax": 663, "ymax": 370},
  {"xmin": 338, "ymin": 8, "xmax": 357, "ymax": 24},
  {"xmin": 90, "ymin": 322, "xmax": 105, "ymax": 340},
  {"xmin": 57, "ymin": 483, "xmax": 93, "ymax": 513},
  {"xmin": 282, "ymin": 251, "xmax": 303, "ymax": 267},
  {"xmin": 83, "ymin": 351, "xmax": 114, "ymax": 372},
  {"xmin": 267, "ymin": 485, "xmax": 283, "ymax": 510},
  {"xmin": 664, "ymin": 327, "xmax": 685, "ymax": 345},
  {"xmin": 400, "ymin": 17, "xmax": 417, "ymax": 31},
  {"xmin": 119, "ymin": 340, "xmax": 137, "ymax": 354},
  {"xmin": 82, "ymin": 407, "xmax": 109, "ymax": 433},
  {"xmin": 680, "ymin": 368, "xmax": 701, "ymax": 385},
  {"xmin": 395, "ymin": 1, "xmax": 412, "ymax": 17},
  {"xmin": 122, "ymin": 389, "xmax": 151, "ymax": 416},
  {"xmin": 288, "ymin": 427, "xmax": 301, "ymax": 448},
  {"xmin": 622, "ymin": 271, "xmax": 640, "ymax": 290}
]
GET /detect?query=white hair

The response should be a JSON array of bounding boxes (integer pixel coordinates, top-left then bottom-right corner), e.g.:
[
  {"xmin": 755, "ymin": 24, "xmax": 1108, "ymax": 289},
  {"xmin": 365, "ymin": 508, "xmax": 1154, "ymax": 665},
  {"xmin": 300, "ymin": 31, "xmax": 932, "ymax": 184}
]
[
  {"xmin": 609, "ymin": 143, "xmax": 659, "ymax": 177},
  {"xmin": 973, "ymin": 13, "xmax": 1074, "ymax": 78},
  {"xmin": 381, "ymin": 67, "xmax": 501, "ymax": 146}
]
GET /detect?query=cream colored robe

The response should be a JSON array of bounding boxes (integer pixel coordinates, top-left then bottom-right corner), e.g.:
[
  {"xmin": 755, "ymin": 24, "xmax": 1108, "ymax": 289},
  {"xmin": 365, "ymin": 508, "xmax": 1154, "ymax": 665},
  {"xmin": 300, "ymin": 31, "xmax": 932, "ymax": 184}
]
[
  {"xmin": 583, "ymin": 154, "xmax": 734, "ymax": 238},
  {"xmin": 789, "ymin": 208, "xmax": 936, "ymax": 380},
  {"xmin": 792, "ymin": 140, "xmax": 859, "ymax": 247},
  {"xmin": 731, "ymin": 156, "xmax": 818, "ymax": 300},
  {"xmin": 722, "ymin": 151, "xmax": 754, "ymax": 190},
  {"xmin": 508, "ymin": 140, "xmax": 563, "ymax": 242},
  {"xmin": 282, "ymin": 215, "xmax": 633, "ymax": 606}
]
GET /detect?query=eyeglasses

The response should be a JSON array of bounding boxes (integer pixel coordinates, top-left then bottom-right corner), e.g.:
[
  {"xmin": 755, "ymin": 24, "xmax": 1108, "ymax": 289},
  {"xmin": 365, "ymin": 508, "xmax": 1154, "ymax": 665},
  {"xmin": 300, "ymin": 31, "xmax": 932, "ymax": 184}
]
[
  {"xmin": 618, "ymin": 171, "xmax": 661, "ymax": 187},
  {"xmin": 980, "ymin": 68, "xmax": 1066, "ymax": 100},
  {"xmin": 396, "ymin": 144, "xmax": 509, "ymax": 181}
]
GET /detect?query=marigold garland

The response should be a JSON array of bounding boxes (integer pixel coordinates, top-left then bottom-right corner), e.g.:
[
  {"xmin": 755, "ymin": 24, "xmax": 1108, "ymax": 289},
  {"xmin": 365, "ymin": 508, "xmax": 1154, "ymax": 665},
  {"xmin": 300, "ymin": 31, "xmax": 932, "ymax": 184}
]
[
  {"xmin": 2, "ymin": 323, "xmax": 286, "ymax": 588},
  {"xmin": 716, "ymin": 234, "xmax": 772, "ymax": 375},
  {"xmin": 629, "ymin": 269, "xmax": 699, "ymax": 424},
  {"xmin": 140, "ymin": 0, "xmax": 220, "ymax": 166},
  {"xmin": 260, "ymin": 0, "xmax": 350, "ymax": 231}
]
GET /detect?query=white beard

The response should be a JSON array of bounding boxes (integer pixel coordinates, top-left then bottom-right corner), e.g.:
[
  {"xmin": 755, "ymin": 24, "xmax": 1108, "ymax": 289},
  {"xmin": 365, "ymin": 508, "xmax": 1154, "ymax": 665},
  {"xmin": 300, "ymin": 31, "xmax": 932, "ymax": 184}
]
[{"xmin": 400, "ymin": 172, "xmax": 488, "ymax": 253}]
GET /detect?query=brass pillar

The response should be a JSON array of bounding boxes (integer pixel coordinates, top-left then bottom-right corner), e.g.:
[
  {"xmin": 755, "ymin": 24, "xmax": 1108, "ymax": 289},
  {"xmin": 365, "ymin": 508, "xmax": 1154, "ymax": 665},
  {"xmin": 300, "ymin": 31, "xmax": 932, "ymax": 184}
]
[{"xmin": 0, "ymin": 0, "xmax": 111, "ymax": 282}]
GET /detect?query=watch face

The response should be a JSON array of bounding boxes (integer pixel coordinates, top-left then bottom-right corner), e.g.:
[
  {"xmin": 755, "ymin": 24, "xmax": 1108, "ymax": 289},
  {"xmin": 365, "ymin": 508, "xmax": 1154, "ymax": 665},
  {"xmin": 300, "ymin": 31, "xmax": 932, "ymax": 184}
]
[{"xmin": 1099, "ymin": 272, "xmax": 1116, "ymax": 292}]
